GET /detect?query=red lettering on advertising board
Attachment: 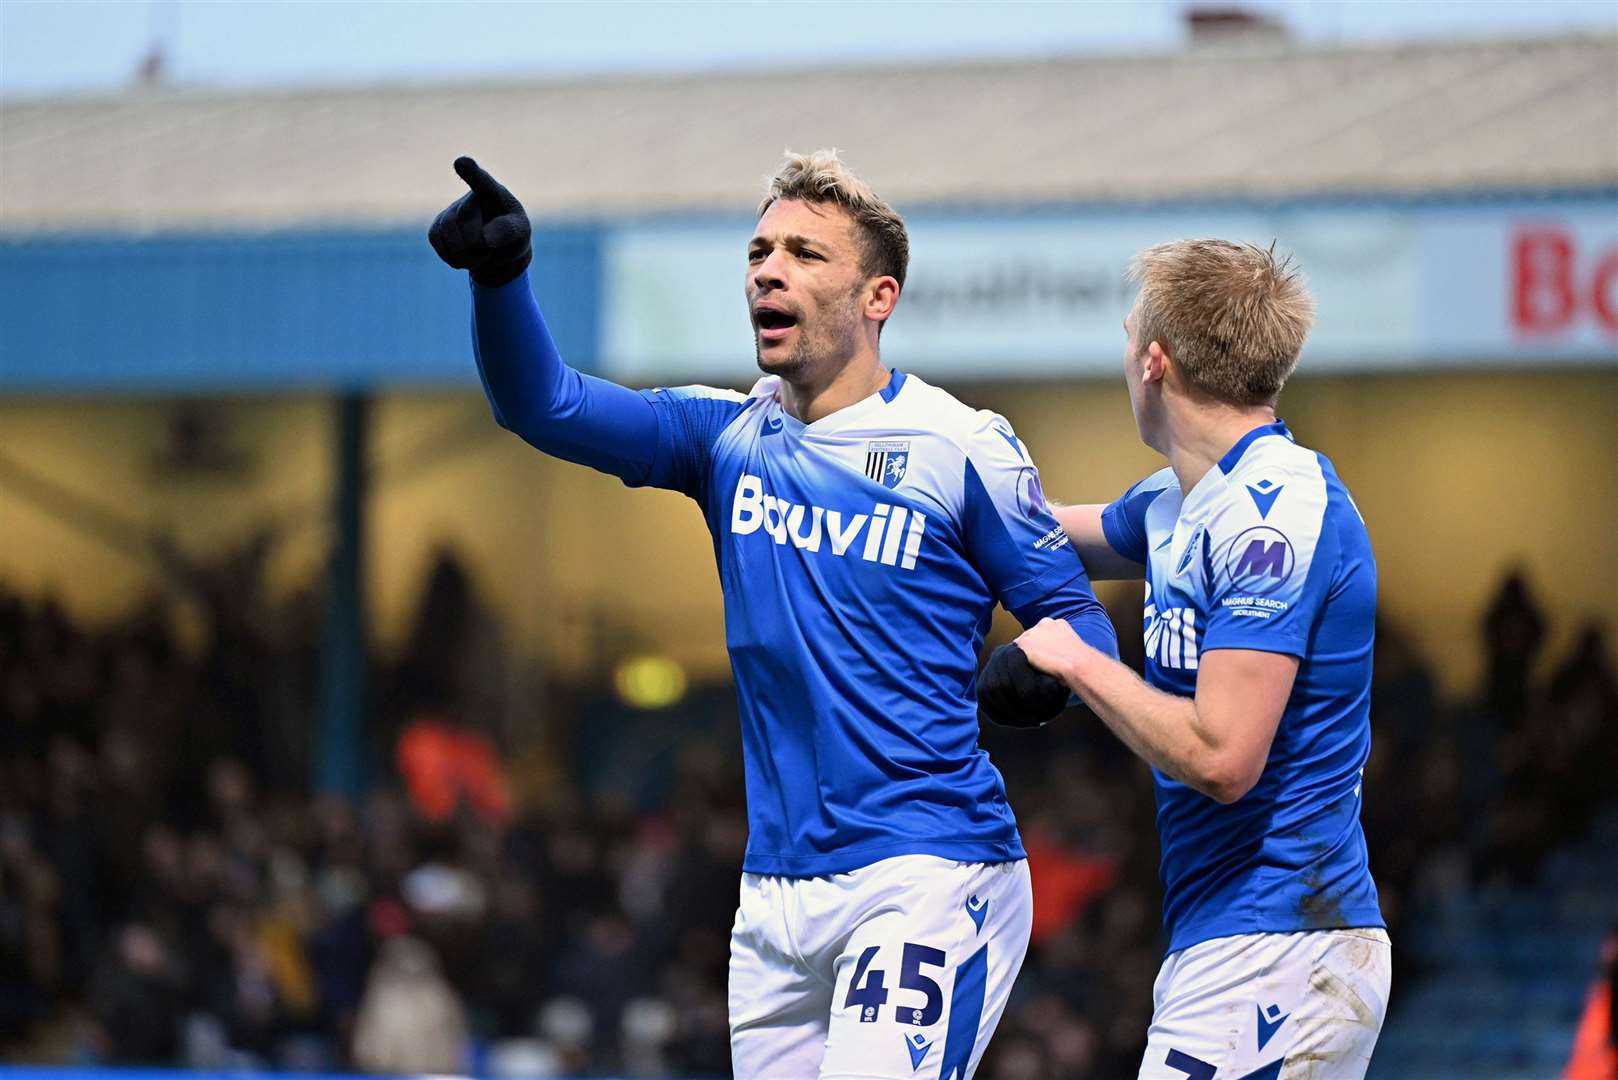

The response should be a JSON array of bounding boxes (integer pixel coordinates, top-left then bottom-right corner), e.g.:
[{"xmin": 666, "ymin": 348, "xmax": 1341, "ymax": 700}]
[
  {"xmin": 1513, "ymin": 228, "xmax": 1576, "ymax": 333},
  {"xmin": 1591, "ymin": 251, "xmax": 1618, "ymax": 333},
  {"xmin": 1512, "ymin": 226, "xmax": 1618, "ymax": 337}
]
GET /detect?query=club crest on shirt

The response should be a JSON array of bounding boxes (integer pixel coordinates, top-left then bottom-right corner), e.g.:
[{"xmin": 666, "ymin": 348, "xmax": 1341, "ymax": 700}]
[
  {"xmin": 1175, "ymin": 525, "xmax": 1205, "ymax": 576},
  {"xmin": 865, "ymin": 440, "xmax": 911, "ymax": 490}
]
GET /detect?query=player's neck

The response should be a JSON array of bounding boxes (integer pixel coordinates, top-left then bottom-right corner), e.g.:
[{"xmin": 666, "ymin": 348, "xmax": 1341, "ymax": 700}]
[
  {"xmin": 780, "ymin": 353, "xmax": 890, "ymax": 424},
  {"xmin": 1163, "ymin": 403, "xmax": 1278, "ymax": 494}
]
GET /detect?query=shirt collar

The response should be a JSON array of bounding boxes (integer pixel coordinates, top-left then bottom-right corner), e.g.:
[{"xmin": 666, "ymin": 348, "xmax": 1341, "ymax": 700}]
[
  {"xmin": 1217, "ymin": 419, "xmax": 1291, "ymax": 475},
  {"xmin": 784, "ymin": 367, "xmax": 907, "ymax": 433}
]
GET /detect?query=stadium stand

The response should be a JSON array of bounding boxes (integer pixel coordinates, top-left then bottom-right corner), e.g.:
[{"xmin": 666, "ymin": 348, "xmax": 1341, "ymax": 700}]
[
  {"xmin": 2, "ymin": 558, "xmax": 1613, "ymax": 1076},
  {"xmin": 1374, "ymin": 807, "xmax": 1618, "ymax": 1078}
]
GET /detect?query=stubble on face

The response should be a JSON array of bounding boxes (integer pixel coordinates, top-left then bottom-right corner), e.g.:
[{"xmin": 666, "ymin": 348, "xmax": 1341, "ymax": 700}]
[
  {"xmin": 748, "ymin": 198, "xmax": 874, "ymax": 386},
  {"xmin": 754, "ymin": 282, "xmax": 864, "ymax": 381}
]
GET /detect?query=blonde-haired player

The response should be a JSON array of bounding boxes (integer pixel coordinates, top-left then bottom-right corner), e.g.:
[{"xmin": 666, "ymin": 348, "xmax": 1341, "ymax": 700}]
[
  {"xmin": 429, "ymin": 151, "xmax": 1119, "ymax": 1078},
  {"xmin": 997, "ymin": 240, "xmax": 1390, "ymax": 1078}
]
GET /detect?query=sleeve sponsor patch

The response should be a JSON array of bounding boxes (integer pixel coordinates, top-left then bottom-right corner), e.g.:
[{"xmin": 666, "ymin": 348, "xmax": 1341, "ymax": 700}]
[
  {"xmin": 1033, "ymin": 524, "xmax": 1070, "ymax": 552},
  {"xmin": 1017, "ymin": 467, "xmax": 1048, "ymax": 519},
  {"xmin": 1219, "ymin": 595, "xmax": 1291, "ymax": 620},
  {"xmin": 1223, "ymin": 526, "xmax": 1295, "ymax": 595}
]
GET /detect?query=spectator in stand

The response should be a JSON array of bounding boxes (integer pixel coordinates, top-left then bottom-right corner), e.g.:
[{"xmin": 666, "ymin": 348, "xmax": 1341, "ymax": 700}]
[
  {"xmin": 396, "ymin": 714, "xmax": 513, "ymax": 828},
  {"xmin": 474, "ymin": 870, "xmax": 550, "ymax": 1037},
  {"xmin": 86, "ymin": 924, "xmax": 184, "ymax": 1064},
  {"xmin": 351, "ymin": 935, "xmax": 470, "ymax": 1075},
  {"xmin": 1484, "ymin": 569, "xmax": 1547, "ymax": 732},
  {"xmin": 1565, "ymin": 924, "xmax": 1618, "ymax": 1080},
  {"xmin": 1371, "ymin": 616, "xmax": 1439, "ymax": 759},
  {"xmin": 0, "ymin": 813, "xmax": 57, "ymax": 1047},
  {"xmin": 1542, "ymin": 625, "xmax": 1618, "ymax": 834}
]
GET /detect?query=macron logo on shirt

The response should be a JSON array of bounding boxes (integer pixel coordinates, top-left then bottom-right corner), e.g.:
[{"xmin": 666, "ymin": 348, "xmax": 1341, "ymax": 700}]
[{"xmin": 730, "ymin": 473, "xmax": 927, "ymax": 570}]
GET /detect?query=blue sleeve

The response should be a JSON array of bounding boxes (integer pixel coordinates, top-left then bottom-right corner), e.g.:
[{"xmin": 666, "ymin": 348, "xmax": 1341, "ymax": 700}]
[
  {"xmin": 960, "ymin": 416, "xmax": 1119, "ymax": 658},
  {"xmin": 636, "ymin": 386, "xmax": 751, "ymax": 502},
  {"xmin": 1099, "ymin": 468, "xmax": 1174, "ymax": 565},
  {"xmin": 470, "ymin": 272, "xmax": 661, "ymax": 484}
]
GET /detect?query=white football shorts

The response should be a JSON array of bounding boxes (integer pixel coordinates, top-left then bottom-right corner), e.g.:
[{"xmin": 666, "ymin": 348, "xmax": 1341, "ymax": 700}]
[
  {"xmin": 728, "ymin": 854, "xmax": 1032, "ymax": 1080},
  {"xmin": 1138, "ymin": 927, "xmax": 1392, "ymax": 1080}
]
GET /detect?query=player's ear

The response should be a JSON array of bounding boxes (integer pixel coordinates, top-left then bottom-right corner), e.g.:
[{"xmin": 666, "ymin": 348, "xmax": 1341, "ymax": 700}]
[
  {"xmin": 864, "ymin": 275, "xmax": 899, "ymax": 325},
  {"xmin": 1143, "ymin": 340, "xmax": 1171, "ymax": 386}
]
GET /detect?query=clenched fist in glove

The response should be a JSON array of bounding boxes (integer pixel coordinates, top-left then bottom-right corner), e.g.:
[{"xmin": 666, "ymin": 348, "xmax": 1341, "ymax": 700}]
[{"xmin": 976, "ymin": 642, "xmax": 1072, "ymax": 729}]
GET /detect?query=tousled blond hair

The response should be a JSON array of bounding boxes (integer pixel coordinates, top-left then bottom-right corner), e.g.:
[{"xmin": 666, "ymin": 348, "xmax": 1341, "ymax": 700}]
[
  {"xmin": 1128, "ymin": 240, "xmax": 1315, "ymax": 406},
  {"xmin": 759, "ymin": 149, "xmax": 909, "ymax": 291}
]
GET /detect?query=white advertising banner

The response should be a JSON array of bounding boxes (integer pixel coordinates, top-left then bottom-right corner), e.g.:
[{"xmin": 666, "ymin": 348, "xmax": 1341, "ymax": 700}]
[
  {"xmin": 599, "ymin": 200, "xmax": 1617, "ymax": 381},
  {"xmin": 1419, "ymin": 205, "xmax": 1618, "ymax": 362}
]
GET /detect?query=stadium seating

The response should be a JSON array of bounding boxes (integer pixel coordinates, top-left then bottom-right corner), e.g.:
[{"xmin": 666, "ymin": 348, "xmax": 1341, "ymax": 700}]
[{"xmin": 1372, "ymin": 804, "xmax": 1618, "ymax": 1079}]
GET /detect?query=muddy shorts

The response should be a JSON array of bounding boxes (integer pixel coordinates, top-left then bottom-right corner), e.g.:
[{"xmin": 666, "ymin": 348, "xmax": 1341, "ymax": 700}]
[{"xmin": 1138, "ymin": 927, "xmax": 1391, "ymax": 1079}]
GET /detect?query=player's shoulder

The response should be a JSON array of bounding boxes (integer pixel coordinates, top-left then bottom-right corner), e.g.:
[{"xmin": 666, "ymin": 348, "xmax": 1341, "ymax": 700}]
[
  {"xmin": 744, "ymin": 374, "xmax": 782, "ymax": 403},
  {"xmin": 890, "ymin": 373, "xmax": 981, "ymax": 437},
  {"xmin": 645, "ymin": 380, "xmax": 754, "ymax": 407},
  {"xmin": 1228, "ymin": 430, "xmax": 1365, "ymax": 522},
  {"xmin": 1126, "ymin": 466, "xmax": 1179, "ymax": 504},
  {"xmin": 894, "ymin": 374, "xmax": 1033, "ymax": 462},
  {"xmin": 1222, "ymin": 427, "xmax": 1326, "ymax": 498},
  {"xmin": 640, "ymin": 382, "xmax": 759, "ymax": 456},
  {"xmin": 1109, "ymin": 467, "xmax": 1179, "ymax": 549},
  {"xmin": 1206, "ymin": 427, "xmax": 1367, "ymax": 561},
  {"xmin": 1225, "ymin": 427, "xmax": 1324, "ymax": 486}
]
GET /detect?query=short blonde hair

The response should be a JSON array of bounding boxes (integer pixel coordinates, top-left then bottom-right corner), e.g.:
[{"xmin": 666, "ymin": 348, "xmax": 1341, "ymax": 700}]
[
  {"xmin": 759, "ymin": 149, "xmax": 909, "ymax": 291},
  {"xmin": 1128, "ymin": 240, "xmax": 1315, "ymax": 406}
]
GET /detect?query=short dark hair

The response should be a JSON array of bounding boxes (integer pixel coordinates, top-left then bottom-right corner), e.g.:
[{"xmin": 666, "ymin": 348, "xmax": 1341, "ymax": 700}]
[{"xmin": 759, "ymin": 149, "xmax": 909, "ymax": 292}]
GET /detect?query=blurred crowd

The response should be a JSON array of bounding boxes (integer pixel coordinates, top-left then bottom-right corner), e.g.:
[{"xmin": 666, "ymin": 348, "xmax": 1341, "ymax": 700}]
[{"xmin": 1, "ymin": 548, "xmax": 1614, "ymax": 1078}]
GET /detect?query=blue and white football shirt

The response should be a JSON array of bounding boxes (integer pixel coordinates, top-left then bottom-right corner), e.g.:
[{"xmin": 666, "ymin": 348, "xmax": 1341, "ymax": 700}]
[
  {"xmin": 1100, "ymin": 422, "xmax": 1385, "ymax": 953},
  {"xmin": 639, "ymin": 372, "xmax": 1118, "ymax": 876},
  {"xmin": 468, "ymin": 275, "xmax": 1119, "ymax": 879}
]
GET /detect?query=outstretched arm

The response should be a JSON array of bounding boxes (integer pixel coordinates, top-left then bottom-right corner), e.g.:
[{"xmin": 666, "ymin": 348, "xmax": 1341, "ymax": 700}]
[
  {"xmin": 430, "ymin": 156, "xmax": 660, "ymax": 484},
  {"xmin": 1051, "ymin": 503, "xmax": 1146, "ymax": 581},
  {"xmin": 469, "ymin": 276, "xmax": 661, "ymax": 482}
]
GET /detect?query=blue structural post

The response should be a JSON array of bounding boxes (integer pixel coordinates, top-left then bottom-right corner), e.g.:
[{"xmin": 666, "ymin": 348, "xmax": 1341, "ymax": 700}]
[{"xmin": 318, "ymin": 392, "xmax": 370, "ymax": 800}]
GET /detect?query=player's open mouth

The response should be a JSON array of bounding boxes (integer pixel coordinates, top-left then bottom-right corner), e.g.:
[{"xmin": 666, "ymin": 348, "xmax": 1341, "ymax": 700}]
[{"xmin": 754, "ymin": 305, "xmax": 799, "ymax": 344}]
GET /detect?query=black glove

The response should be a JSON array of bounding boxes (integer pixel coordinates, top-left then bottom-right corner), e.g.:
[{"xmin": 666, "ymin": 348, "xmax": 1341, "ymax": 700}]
[
  {"xmin": 976, "ymin": 643, "xmax": 1071, "ymax": 729},
  {"xmin": 428, "ymin": 156, "xmax": 533, "ymax": 288}
]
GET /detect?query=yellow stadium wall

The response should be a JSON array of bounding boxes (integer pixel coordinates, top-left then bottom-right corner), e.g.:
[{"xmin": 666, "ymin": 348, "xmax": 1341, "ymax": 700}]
[
  {"xmin": 0, "ymin": 396, "xmax": 336, "ymax": 650},
  {"xmin": 1, "ymin": 369, "xmax": 1613, "ymax": 698}
]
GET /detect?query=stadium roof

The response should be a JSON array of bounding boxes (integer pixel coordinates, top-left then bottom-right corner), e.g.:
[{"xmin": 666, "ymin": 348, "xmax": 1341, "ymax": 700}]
[{"xmin": 3, "ymin": 32, "xmax": 1615, "ymax": 232}]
